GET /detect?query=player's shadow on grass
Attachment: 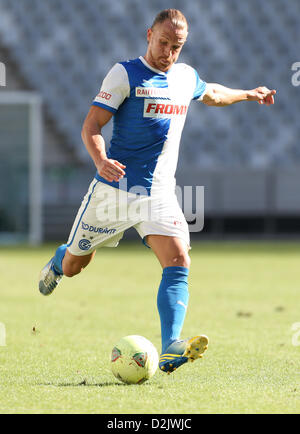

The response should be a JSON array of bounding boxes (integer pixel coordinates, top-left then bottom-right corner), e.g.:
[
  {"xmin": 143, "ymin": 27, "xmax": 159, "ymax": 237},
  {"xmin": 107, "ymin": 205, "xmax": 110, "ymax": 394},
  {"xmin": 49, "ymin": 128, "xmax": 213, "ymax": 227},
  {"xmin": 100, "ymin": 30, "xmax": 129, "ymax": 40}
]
[{"xmin": 40, "ymin": 381, "xmax": 148, "ymax": 387}]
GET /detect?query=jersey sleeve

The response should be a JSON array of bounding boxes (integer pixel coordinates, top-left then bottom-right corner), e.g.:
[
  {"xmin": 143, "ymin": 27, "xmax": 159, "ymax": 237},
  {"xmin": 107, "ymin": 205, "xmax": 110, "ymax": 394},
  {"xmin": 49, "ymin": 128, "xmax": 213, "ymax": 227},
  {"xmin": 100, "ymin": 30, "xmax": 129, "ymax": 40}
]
[
  {"xmin": 92, "ymin": 63, "xmax": 130, "ymax": 113},
  {"xmin": 192, "ymin": 69, "xmax": 207, "ymax": 101}
]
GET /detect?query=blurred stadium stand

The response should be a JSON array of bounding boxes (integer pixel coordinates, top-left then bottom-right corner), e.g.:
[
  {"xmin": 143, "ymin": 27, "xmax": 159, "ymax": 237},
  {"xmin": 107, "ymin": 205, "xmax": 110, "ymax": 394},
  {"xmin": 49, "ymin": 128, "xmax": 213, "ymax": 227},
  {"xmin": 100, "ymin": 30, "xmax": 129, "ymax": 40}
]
[{"xmin": 0, "ymin": 0, "xmax": 300, "ymax": 240}]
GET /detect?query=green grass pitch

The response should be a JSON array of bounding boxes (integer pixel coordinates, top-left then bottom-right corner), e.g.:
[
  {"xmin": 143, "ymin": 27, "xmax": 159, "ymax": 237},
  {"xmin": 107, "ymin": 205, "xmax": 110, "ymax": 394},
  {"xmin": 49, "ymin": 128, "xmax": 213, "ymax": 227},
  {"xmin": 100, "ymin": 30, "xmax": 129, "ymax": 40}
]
[{"xmin": 0, "ymin": 242, "xmax": 299, "ymax": 414}]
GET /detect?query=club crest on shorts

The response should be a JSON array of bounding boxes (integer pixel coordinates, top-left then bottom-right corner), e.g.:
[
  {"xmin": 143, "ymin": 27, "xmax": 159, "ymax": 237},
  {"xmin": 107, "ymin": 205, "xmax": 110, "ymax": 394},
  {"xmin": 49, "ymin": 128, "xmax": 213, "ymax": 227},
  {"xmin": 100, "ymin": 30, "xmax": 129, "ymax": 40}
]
[{"xmin": 78, "ymin": 238, "xmax": 92, "ymax": 251}]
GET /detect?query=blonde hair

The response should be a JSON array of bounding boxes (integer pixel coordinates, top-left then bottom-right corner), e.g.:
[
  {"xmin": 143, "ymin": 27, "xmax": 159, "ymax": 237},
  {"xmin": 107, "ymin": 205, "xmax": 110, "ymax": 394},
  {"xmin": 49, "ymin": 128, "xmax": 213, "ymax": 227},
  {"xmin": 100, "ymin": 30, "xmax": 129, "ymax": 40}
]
[{"xmin": 151, "ymin": 9, "xmax": 188, "ymax": 31}]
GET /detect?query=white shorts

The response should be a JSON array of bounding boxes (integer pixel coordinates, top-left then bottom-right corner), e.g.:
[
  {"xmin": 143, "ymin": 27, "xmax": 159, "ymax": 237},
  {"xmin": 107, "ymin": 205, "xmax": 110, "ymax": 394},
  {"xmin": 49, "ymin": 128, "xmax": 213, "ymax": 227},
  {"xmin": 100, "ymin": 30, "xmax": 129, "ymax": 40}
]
[{"xmin": 67, "ymin": 178, "xmax": 190, "ymax": 256}]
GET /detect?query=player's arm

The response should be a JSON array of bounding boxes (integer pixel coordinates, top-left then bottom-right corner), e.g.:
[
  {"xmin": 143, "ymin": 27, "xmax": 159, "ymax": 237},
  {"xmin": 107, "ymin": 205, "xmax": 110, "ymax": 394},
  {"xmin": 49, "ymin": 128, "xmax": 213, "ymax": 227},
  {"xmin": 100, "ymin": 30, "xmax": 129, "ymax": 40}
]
[
  {"xmin": 202, "ymin": 83, "xmax": 276, "ymax": 107},
  {"xmin": 81, "ymin": 106, "xmax": 126, "ymax": 183}
]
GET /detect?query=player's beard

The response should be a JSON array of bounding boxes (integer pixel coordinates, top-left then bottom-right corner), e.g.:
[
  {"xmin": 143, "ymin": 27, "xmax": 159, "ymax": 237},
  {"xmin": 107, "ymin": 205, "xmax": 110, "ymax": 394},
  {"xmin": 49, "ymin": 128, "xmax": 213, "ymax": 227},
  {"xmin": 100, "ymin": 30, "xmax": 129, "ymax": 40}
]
[{"xmin": 159, "ymin": 58, "xmax": 171, "ymax": 69}]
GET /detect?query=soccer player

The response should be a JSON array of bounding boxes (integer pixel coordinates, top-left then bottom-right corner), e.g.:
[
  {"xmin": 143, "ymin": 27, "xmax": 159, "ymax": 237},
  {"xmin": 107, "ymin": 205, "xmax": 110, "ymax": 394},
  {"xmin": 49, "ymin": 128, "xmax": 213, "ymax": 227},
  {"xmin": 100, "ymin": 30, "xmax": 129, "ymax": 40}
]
[{"xmin": 39, "ymin": 9, "xmax": 276, "ymax": 374}]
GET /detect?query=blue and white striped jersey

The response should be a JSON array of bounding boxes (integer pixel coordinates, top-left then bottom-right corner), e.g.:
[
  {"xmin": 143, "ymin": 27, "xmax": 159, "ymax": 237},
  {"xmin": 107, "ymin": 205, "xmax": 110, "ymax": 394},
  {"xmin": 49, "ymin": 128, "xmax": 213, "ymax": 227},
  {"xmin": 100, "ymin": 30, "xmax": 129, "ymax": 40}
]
[{"xmin": 92, "ymin": 56, "xmax": 206, "ymax": 196}]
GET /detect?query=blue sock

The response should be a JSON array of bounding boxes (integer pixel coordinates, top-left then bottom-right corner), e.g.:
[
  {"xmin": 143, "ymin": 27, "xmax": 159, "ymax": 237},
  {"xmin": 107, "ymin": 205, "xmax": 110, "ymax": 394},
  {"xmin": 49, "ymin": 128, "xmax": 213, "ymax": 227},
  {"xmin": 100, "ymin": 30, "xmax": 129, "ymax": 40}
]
[
  {"xmin": 157, "ymin": 266, "xmax": 189, "ymax": 353},
  {"xmin": 52, "ymin": 244, "xmax": 67, "ymax": 275}
]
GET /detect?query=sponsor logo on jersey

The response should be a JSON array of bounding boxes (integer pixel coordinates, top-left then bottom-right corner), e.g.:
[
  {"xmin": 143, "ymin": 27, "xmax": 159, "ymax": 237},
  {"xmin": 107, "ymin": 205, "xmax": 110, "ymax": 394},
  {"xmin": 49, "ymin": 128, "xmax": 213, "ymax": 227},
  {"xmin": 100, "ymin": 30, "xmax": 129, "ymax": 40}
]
[
  {"xmin": 143, "ymin": 99, "xmax": 188, "ymax": 119},
  {"xmin": 81, "ymin": 221, "xmax": 116, "ymax": 235},
  {"xmin": 135, "ymin": 87, "xmax": 170, "ymax": 98},
  {"xmin": 96, "ymin": 90, "xmax": 112, "ymax": 100}
]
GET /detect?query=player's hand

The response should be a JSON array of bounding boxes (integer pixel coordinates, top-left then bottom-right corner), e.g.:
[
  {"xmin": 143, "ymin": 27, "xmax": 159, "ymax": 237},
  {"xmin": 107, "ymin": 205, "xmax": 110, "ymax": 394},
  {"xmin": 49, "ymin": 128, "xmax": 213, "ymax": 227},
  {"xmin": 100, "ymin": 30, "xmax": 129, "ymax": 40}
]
[
  {"xmin": 248, "ymin": 87, "xmax": 276, "ymax": 105},
  {"xmin": 97, "ymin": 159, "xmax": 126, "ymax": 183}
]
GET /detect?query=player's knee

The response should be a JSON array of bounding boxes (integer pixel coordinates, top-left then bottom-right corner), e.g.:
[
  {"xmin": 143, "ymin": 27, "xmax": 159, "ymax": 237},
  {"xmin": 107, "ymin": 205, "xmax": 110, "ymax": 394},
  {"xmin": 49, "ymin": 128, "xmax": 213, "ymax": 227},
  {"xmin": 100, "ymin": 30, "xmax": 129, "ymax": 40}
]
[{"xmin": 171, "ymin": 251, "xmax": 191, "ymax": 269}]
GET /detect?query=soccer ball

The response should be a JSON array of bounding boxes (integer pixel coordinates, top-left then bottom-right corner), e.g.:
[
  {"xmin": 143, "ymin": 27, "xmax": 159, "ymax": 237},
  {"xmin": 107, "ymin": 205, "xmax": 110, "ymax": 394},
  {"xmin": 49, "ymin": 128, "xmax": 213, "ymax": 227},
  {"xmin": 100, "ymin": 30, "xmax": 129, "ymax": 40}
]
[{"xmin": 111, "ymin": 335, "xmax": 159, "ymax": 384}]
